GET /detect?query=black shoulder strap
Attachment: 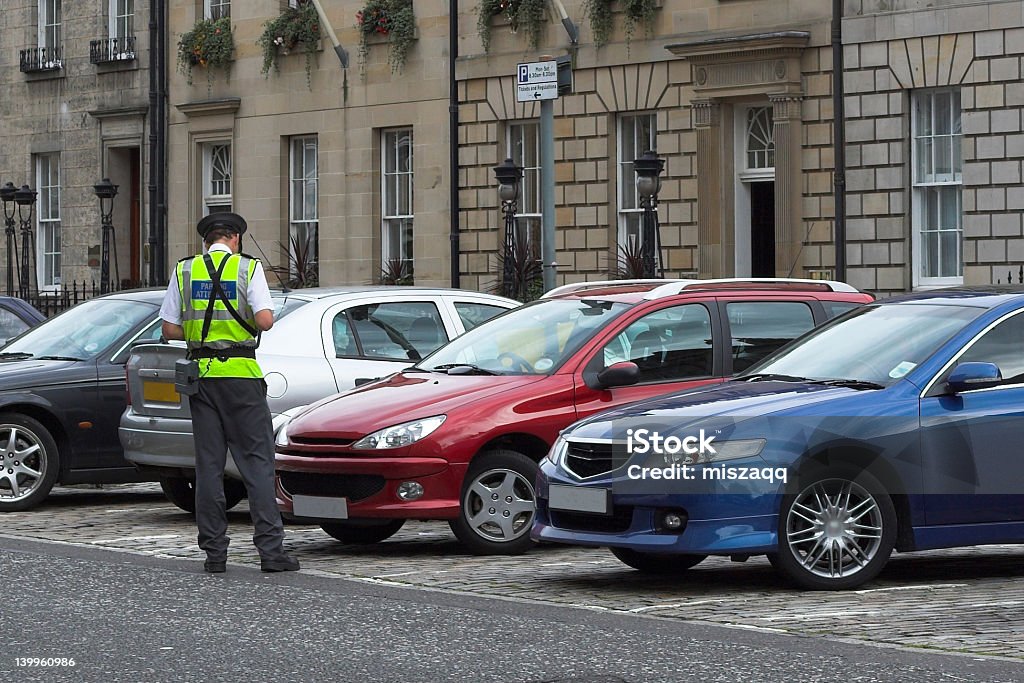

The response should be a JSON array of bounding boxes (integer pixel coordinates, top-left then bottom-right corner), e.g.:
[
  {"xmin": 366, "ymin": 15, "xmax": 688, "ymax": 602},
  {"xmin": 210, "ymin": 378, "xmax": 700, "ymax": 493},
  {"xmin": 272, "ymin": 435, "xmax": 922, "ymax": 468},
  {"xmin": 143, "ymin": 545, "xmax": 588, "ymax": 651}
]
[{"xmin": 202, "ymin": 253, "xmax": 260, "ymax": 341}]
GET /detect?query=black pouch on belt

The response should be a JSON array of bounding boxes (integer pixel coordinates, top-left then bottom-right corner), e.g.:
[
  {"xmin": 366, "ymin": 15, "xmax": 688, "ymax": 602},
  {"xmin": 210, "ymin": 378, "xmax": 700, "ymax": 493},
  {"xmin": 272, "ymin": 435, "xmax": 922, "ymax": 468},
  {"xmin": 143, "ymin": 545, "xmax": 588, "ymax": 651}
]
[{"xmin": 174, "ymin": 358, "xmax": 200, "ymax": 396}]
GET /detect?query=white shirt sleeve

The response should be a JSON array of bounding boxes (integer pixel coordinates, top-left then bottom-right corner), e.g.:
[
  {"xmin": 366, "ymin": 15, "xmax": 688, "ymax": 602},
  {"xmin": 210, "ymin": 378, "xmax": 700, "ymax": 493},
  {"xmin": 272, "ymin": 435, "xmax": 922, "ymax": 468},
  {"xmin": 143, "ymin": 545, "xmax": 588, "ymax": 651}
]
[
  {"xmin": 159, "ymin": 270, "xmax": 182, "ymax": 325},
  {"xmin": 247, "ymin": 261, "xmax": 274, "ymax": 314}
]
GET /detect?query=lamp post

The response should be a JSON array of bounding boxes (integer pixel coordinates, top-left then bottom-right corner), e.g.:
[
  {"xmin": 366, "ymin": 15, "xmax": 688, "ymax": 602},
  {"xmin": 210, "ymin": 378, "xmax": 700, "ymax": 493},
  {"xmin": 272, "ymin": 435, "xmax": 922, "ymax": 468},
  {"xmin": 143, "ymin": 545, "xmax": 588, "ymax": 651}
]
[
  {"xmin": 94, "ymin": 178, "xmax": 119, "ymax": 294},
  {"xmin": 0, "ymin": 183, "xmax": 18, "ymax": 295},
  {"xmin": 14, "ymin": 185, "xmax": 37, "ymax": 296},
  {"xmin": 634, "ymin": 150, "xmax": 665, "ymax": 279},
  {"xmin": 493, "ymin": 158, "xmax": 523, "ymax": 300}
]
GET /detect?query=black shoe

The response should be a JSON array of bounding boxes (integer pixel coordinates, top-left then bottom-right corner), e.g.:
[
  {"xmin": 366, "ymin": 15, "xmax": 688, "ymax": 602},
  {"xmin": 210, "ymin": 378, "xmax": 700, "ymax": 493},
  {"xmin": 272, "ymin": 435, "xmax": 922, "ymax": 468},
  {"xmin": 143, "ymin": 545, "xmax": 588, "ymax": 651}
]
[
  {"xmin": 260, "ymin": 554, "xmax": 300, "ymax": 573},
  {"xmin": 204, "ymin": 559, "xmax": 226, "ymax": 573}
]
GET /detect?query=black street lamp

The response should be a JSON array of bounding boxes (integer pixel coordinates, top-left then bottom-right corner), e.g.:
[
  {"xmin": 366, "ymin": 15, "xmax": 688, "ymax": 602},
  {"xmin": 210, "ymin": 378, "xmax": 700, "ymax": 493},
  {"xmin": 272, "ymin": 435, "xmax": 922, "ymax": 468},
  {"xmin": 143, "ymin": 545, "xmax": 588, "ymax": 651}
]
[
  {"xmin": 14, "ymin": 185, "xmax": 38, "ymax": 296},
  {"xmin": 634, "ymin": 150, "xmax": 665, "ymax": 279},
  {"xmin": 493, "ymin": 158, "xmax": 523, "ymax": 300},
  {"xmin": 94, "ymin": 178, "xmax": 119, "ymax": 294},
  {"xmin": 0, "ymin": 183, "xmax": 19, "ymax": 295}
]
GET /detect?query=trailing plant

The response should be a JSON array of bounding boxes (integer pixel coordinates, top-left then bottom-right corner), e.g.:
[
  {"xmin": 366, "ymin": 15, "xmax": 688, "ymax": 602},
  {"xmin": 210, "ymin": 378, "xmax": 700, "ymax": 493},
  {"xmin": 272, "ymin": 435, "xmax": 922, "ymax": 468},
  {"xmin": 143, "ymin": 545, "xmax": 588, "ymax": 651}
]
[
  {"xmin": 268, "ymin": 233, "xmax": 319, "ymax": 289},
  {"xmin": 582, "ymin": 0, "xmax": 659, "ymax": 50},
  {"xmin": 477, "ymin": 0, "xmax": 547, "ymax": 53},
  {"xmin": 177, "ymin": 16, "xmax": 233, "ymax": 87},
  {"xmin": 379, "ymin": 258, "xmax": 414, "ymax": 285},
  {"xmin": 356, "ymin": 0, "xmax": 416, "ymax": 75},
  {"xmin": 257, "ymin": 0, "xmax": 321, "ymax": 89}
]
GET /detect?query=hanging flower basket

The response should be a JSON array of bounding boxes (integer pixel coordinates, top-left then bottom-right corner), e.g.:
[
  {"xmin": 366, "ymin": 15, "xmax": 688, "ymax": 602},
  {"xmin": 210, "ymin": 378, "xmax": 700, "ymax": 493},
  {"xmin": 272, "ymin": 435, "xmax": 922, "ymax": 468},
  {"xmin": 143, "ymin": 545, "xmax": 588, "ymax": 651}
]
[
  {"xmin": 477, "ymin": 0, "xmax": 548, "ymax": 53},
  {"xmin": 257, "ymin": 0, "xmax": 322, "ymax": 89},
  {"xmin": 356, "ymin": 0, "xmax": 417, "ymax": 76},
  {"xmin": 177, "ymin": 16, "xmax": 234, "ymax": 87}
]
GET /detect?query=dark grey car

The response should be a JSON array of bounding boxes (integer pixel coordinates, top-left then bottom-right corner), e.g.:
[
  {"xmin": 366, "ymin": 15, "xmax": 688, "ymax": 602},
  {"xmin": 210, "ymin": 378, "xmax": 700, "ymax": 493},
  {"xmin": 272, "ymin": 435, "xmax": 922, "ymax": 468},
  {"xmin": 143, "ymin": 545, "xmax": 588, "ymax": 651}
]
[{"xmin": 0, "ymin": 289, "xmax": 165, "ymax": 511}]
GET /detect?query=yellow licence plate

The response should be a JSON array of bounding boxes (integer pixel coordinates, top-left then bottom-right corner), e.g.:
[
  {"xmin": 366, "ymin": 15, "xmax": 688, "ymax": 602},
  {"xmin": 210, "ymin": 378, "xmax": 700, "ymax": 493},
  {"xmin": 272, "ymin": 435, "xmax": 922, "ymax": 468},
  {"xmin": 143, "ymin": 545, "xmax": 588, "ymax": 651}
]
[{"xmin": 142, "ymin": 381, "xmax": 180, "ymax": 404}]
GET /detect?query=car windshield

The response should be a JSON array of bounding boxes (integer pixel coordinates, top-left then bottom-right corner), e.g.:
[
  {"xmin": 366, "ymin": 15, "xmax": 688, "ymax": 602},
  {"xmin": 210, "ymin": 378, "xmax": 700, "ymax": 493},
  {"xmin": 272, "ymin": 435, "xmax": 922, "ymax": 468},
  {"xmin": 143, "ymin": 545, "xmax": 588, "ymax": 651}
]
[
  {"xmin": 743, "ymin": 303, "xmax": 984, "ymax": 387},
  {"xmin": 420, "ymin": 299, "xmax": 631, "ymax": 375},
  {"xmin": 1, "ymin": 299, "xmax": 158, "ymax": 360}
]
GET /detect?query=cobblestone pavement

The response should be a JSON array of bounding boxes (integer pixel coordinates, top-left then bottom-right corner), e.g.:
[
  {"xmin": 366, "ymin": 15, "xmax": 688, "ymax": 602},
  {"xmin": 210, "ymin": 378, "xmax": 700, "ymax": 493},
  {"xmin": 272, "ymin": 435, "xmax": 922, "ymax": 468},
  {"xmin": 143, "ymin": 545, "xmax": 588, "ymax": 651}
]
[{"xmin": 6, "ymin": 483, "xmax": 1024, "ymax": 661}]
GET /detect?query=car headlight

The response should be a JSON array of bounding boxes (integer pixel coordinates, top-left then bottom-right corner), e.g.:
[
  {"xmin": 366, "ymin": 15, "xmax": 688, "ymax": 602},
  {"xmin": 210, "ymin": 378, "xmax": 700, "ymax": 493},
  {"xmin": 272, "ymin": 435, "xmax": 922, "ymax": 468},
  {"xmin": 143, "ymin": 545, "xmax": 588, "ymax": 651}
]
[
  {"xmin": 275, "ymin": 420, "xmax": 291, "ymax": 448},
  {"xmin": 543, "ymin": 436, "xmax": 568, "ymax": 467},
  {"xmin": 351, "ymin": 415, "xmax": 446, "ymax": 450},
  {"xmin": 662, "ymin": 438, "xmax": 766, "ymax": 465}
]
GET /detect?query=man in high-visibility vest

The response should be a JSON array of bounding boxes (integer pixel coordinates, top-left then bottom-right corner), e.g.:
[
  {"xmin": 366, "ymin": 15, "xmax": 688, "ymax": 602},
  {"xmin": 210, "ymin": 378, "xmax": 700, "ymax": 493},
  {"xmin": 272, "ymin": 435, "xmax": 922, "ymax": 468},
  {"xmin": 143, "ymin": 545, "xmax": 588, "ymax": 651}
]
[{"xmin": 160, "ymin": 212, "xmax": 299, "ymax": 574}]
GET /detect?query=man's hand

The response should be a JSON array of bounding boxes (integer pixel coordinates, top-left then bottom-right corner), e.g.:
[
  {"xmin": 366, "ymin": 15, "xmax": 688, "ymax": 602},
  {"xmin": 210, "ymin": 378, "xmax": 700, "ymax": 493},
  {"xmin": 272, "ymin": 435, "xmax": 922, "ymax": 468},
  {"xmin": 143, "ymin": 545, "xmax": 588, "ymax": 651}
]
[{"xmin": 162, "ymin": 321, "xmax": 185, "ymax": 341}]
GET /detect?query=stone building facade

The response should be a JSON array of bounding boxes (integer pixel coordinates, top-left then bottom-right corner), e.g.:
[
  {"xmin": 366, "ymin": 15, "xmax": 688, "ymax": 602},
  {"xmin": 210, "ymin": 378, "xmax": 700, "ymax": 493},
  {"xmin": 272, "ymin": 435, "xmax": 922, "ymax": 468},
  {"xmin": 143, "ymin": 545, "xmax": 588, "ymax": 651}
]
[{"xmin": 0, "ymin": 0, "xmax": 151, "ymax": 293}]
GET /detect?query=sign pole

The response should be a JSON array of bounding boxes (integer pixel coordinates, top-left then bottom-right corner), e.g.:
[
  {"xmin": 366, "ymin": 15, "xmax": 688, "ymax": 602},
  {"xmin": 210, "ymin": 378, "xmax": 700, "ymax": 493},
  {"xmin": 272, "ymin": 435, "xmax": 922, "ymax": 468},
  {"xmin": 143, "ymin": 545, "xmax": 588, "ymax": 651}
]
[{"xmin": 540, "ymin": 98, "xmax": 555, "ymax": 292}]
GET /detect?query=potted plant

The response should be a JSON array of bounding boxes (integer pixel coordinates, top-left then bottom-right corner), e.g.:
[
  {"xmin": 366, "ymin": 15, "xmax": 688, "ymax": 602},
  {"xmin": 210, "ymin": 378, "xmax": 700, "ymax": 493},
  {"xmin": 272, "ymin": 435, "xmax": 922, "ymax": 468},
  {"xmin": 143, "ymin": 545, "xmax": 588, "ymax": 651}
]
[
  {"xmin": 257, "ymin": 0, "xmax": 321, "ymax": 88},
  {"xmin": 176, "ymin": 15, "xmax": 234, "ymax": 87},
  {"xmin": 582, "ymin": 0, "xmax": 660, "ymax": 49},
  {"xmin": 379, "ymin": 258, "xmax": 414, "ymax": 285},
  {"xmin": 356, "ymin": 0, "xmax": 416, "ymax": 75},
  {"xmin": 477, "ymin": 0, "xmax": 547, "ymax": 53}
]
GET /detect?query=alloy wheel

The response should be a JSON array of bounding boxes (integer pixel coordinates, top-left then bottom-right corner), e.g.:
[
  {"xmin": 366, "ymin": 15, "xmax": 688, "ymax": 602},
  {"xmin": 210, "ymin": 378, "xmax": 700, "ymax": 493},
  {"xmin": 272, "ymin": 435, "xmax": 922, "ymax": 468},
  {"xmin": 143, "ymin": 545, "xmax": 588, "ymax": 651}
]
[
  {"xmin": 463, "ymin": 467, "xmax": 536, "ymax": 543},
  {"xmin": 0, "ymin": 423, "xmax": 47, "ymax": 503}
]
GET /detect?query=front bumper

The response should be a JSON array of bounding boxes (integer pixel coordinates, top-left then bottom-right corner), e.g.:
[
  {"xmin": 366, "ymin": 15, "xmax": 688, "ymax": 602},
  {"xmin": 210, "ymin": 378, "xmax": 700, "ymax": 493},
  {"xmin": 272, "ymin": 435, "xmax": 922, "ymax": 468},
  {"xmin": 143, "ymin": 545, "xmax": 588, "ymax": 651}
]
[
  {"xmin": 531, "ymin": 459, "xmax": 782, "ymax": 555},
  {"xmin": 275, "ymin": 452, "xmax": 467, "ymax": 520}
]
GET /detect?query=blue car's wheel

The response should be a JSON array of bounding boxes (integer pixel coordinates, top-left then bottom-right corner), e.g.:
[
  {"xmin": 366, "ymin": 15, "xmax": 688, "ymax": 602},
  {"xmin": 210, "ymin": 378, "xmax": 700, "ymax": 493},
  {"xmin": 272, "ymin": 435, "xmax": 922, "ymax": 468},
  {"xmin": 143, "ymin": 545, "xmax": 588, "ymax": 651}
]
[{"xmin": 775, "ymin": 468, "xmax": 896, "ymax": 590}]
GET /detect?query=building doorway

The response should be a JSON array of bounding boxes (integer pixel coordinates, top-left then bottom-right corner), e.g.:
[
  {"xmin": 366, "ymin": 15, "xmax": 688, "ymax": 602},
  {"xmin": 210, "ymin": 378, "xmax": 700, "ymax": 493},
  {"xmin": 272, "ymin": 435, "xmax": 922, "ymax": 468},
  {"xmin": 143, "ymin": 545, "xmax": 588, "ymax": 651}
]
[
  {"xmin": 733, "ymin": 105, "xmax": 776, "ymax": 277},
  {"xmin": 107, "ymin": 146, "xmax": 142, "ymax": 285}
]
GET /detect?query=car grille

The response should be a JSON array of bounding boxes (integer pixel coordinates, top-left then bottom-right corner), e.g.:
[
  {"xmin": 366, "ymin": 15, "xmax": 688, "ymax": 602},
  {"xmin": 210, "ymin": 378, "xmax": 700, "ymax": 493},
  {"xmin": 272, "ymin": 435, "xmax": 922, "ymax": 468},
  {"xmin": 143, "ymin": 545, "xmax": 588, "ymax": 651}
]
[
  {"xmin": 279, "ymin": 472, "xmax": 385, "ymax": 501},
  {"xmin": 291, "ymin": 436, "xmax": 355, "ymax": 447},
  {"xmin": 549, "ymin": 506, "xmax": 634, "ymax": 534},
  {"xmin": 564, "ymin": 439, "xmax": 620, "ymax": 479}
]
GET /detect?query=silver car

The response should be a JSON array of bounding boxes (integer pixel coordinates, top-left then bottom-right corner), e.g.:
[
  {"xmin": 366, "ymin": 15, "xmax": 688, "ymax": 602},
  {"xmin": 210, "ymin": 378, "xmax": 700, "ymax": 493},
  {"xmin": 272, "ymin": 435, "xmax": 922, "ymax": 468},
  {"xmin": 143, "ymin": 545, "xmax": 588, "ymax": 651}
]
[{"xmin": 119, "ymin": 287, "xmax": 518, "ymax": 511}]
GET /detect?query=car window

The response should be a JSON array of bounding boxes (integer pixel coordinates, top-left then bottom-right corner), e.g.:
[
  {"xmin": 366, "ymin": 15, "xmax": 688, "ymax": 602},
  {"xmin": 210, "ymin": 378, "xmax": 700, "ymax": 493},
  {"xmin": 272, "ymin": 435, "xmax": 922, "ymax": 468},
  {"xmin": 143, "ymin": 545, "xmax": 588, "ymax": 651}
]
[
  {"xmin": 727, "ymin": 302, "xmax": 815, "ymax": 373},
  {"xmin": 602, "ymin": 304, "xmax": 713, "ymax": 383},
  {"xmin": 454, "ymin": 302, "xmax": 509, "ymax": 331},
  {"xmin": 2, "ymin": 299, "xmax": 158, "ymax": 359},
  {"xmin": 273, "ymin": 296, "xmax": 310, "ymax": 320},
  {"xmin": 822, "ymin": 301, "xmax": 860, "ymax": 320},
  {"xmin": 0, "ymin": 306, "xmax": 31, "ymax": 345},
  {"xmin": 346, "ymin": 301, "xmax": 449, "ymax": 361},
  {"xmin": 948, "ymin": 312, "xmax": 1024, "ymax": 386}
]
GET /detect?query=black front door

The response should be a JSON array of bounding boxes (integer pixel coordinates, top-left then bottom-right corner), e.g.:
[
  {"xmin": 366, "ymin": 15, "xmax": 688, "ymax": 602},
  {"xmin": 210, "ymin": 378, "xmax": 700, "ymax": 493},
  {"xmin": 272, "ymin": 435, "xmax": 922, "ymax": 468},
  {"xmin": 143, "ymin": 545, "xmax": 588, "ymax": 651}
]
[{"xmin": 750, "ymin": 181, "xmax": 775, "ymax": 277}]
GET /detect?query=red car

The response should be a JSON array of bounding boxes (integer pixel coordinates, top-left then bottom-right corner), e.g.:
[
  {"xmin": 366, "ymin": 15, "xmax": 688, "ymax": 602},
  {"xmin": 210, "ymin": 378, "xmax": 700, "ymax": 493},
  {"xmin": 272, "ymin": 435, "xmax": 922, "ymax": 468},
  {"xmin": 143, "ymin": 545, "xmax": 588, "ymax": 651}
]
[{"xmin": 275, "ymin": 279, "xmax": 873, "ymax": 554}]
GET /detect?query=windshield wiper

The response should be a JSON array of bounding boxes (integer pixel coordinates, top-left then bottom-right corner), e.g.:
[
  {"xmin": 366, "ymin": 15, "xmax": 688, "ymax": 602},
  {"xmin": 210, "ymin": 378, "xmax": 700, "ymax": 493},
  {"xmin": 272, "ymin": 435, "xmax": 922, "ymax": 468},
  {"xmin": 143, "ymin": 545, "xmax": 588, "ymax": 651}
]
[
  {"xmin": 34, "ymin": 355, "xmax": 84, "ymax": 362},
  {"xmin": 813, "ymin": 379, "xmax": 885, "ymax": 390},
  {"xmin": 741, "ymin": 373, "xmax": 811, "ymax": 383},
  {"xmin": 0, "ymin": 352, "xmax": 33, "ymax": 359},
  {"xmin": 431, "ymin": 363, "xmax": 501, "ymax": 376}
]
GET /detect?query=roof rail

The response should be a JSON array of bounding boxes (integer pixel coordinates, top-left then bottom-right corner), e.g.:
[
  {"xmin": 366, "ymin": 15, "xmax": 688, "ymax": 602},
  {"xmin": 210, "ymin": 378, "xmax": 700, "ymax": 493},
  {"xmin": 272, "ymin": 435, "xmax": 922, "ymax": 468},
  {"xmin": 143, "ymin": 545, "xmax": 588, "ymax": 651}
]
[
  {"xmin": 540, "ymin": 279, "xmax": 689, "ymax": 299},
  {"xmin": 642, "ymin": 278, "xmax": 860, "ymax": 300}
]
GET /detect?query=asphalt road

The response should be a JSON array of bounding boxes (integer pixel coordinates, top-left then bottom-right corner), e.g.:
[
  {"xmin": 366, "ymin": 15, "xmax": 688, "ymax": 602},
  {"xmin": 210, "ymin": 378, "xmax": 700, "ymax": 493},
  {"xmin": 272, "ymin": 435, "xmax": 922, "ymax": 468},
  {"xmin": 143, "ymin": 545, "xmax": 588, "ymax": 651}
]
[{"xmin": 1, "ymin": 536, "xmax": 1022, "ymax": 683}]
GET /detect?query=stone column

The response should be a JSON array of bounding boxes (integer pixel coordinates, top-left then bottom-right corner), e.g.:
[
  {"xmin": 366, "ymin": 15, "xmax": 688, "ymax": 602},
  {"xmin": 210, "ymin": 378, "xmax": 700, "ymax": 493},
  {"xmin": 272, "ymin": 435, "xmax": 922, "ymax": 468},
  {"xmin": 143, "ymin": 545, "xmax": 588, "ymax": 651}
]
[
  {"xmin": 770, "ymin": 93, "xmax": 804, "ymax": 277},
  {"xmin": 693, "ymin": 99, "xmax": 722, "ymax": 278}
]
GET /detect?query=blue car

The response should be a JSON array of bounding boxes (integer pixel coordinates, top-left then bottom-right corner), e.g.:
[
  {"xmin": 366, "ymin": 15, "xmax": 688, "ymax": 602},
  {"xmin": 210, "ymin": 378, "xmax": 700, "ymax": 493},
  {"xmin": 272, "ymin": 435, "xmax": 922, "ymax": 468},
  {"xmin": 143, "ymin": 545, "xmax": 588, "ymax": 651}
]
[{"xmin": 533, "ymin": 287, "xmax": 1024, "ymax": 590}]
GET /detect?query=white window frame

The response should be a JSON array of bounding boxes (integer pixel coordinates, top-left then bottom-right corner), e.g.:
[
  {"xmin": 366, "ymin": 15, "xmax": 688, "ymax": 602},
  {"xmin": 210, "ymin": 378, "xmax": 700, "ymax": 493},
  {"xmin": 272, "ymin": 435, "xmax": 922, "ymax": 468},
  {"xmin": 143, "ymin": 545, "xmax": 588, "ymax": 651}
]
[
  {"xmin": 617, "ymin": 113, "xmax": 657, "ymax": 251},
  {"xmin": 381, "ymin": 128, "xmax": 414, "ymax": 275},
  {"xmin": 507, "ymin": 121, "xmax": 542, "ymax": 254},
  {"xmin": 204, "ymin": 0, "xmax": 230, "ymax": 20},
  {"xmin": 202, "ymin": 143, "xmax": 232, "ymax": 216},
  {"xmin": 108, "ymin": 0, "xmax": 134, "ymax": 41},
  {"xmin": 289, "ymin": 135, "xmax": 319, "ymax": 276},
  {"xmin": 38, "ymin": 0, "xmax": 61, "ymax": 52},
  {"xmin": 35, "ymin": 153, "xmax": 61, "ymax": 291},
  {"xmin": 912, "ymin": 88, "xmax": 963, "ymax": 289}
]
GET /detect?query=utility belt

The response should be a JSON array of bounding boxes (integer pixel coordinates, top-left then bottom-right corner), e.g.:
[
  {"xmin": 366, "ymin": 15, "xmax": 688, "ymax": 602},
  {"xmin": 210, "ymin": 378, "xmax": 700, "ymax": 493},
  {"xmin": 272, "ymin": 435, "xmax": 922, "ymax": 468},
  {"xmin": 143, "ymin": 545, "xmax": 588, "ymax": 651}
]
[{"xmin": 187, "ymin": 346, "xmax": 257, "ymax": 360}]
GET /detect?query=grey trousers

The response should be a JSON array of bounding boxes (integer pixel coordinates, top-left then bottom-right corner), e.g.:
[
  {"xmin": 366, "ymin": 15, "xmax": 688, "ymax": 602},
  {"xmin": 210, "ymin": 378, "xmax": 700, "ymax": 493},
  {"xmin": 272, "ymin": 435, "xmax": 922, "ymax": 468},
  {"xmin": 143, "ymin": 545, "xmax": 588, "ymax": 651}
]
[{"xmin": 190, "ymin": 377, "xmax": 287, "ymax": 561}]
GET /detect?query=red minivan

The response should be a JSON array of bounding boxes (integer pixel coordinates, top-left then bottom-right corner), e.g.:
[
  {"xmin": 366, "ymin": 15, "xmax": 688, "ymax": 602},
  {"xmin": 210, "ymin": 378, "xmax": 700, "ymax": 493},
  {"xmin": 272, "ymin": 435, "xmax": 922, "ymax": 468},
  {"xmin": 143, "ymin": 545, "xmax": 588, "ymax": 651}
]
[{"xmin": 275, "ymin": 279, "xmax": 874, "ymax": 554}]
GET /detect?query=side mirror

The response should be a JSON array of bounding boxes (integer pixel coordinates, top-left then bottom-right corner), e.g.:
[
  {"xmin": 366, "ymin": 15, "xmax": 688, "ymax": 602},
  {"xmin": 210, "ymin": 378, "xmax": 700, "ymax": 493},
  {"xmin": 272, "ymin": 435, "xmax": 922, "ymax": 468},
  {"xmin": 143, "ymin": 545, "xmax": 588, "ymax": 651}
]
[
  {"xmin": 946, "ymin": 362, "xmax": 1002, "ymax": 394},
  {"xmin": 594, "ymin": 361, "xmax": 640, "ymax": 390}
]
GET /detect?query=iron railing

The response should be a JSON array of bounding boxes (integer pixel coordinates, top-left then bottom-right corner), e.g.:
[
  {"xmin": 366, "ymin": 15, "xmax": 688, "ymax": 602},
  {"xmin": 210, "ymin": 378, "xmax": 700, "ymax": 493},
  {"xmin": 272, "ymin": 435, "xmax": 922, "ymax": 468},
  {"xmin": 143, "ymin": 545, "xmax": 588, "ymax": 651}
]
[
  {"xmin": 90, "ymin": 36, "xmax": 137, "ymax": 64},
  {"xmin": 14, "ymin": 279, "xmax": 146, "ymax": 318},
  {"xmin": 19, "ymin": 47, "xmax": 63, "ymax": 73}
]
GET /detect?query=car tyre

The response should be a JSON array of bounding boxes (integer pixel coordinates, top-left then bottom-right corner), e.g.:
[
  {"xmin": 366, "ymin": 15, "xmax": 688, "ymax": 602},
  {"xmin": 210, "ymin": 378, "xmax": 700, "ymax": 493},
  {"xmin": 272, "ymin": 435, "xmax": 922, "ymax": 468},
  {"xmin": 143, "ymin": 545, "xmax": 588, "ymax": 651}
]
[
  {"xmin": 320, "ymin": 519, "xmax": 406, "ymax": 544},
  {"xmin": 0, "ymin": 413, "xmax": 60, "ymax": 512},
  {"xmin": 610, "ymin": 547, "xmax": 707, "ymax": 574},
  {"xmin": 774, "ymin": 467, "xmax": 896, "ymax": 590},
  {"xmin": 450, "ymin": 449, "xmax": 539, "ymax": 556},
  {"xmin": 160, "ymin": 476, "xmax": 247, "ymax": 514}
]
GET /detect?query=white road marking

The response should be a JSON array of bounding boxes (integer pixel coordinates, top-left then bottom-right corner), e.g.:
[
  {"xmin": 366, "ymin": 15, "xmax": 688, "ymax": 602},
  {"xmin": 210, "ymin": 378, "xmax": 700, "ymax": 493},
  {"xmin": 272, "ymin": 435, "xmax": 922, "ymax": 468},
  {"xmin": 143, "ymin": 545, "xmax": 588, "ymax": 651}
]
[
  {"xmin": 90, "ymin": 534, "xmax": 181, "ymax": 544},
  {"xmin": 854, "ymin": 583, "xmax": 967, "ymax": 594},
  {"xmin": 628, "ymin": 599, "xmax": 728, "ymax": 613}
]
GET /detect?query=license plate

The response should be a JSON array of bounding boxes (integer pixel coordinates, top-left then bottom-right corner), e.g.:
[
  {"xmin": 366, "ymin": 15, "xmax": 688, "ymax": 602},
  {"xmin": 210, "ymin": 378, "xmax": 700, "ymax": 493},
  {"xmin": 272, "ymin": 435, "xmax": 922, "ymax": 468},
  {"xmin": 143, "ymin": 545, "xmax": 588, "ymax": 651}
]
[
  {"xmin": 142, "ymin": 380, "xmax": 180, "ymax": 404},
  {"xmin": 292, "ymin": 494, "xmax": 348, "ymax": 520},
  {"xmin": 548, "ymin": 484, "xmax": 610, "ymax": 515}
]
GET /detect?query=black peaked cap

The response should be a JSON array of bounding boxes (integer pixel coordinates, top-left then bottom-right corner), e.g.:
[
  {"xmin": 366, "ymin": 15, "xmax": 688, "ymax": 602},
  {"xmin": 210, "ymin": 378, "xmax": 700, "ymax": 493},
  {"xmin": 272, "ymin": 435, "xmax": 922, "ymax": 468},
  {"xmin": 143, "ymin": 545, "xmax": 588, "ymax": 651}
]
[{"xmin": 197, "ymin": 212, "xmax": 248, "ymax": 238}]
